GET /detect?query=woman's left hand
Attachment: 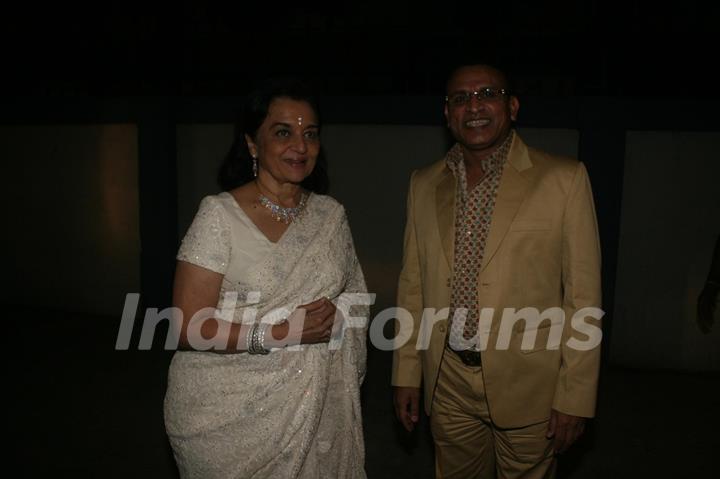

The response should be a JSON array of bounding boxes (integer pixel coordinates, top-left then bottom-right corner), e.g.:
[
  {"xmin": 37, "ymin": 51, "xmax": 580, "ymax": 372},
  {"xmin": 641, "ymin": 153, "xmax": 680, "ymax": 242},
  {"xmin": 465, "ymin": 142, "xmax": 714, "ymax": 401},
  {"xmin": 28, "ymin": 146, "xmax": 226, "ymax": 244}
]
[{"xmin": 268, "ymin": 297, "xmax": 339, "ymax": 346}]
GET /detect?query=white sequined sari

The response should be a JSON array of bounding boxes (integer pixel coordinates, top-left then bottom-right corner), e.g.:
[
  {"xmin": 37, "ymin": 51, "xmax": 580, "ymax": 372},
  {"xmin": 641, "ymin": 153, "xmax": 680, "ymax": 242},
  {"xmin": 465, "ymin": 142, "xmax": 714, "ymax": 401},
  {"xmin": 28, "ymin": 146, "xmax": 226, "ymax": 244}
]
[{"xmin": 164, "ymin": 193, "xmax": 368, "ymax": 478}]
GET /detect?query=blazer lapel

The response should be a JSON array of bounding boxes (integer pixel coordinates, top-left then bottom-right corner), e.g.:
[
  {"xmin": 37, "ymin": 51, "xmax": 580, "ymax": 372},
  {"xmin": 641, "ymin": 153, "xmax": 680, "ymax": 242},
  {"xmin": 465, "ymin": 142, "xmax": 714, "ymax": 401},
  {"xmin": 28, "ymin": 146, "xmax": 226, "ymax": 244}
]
[
  {"xmin": 481, "ymin": 135, "xmax": 533, "ymax": 271},
  {"xmin": 435, "ymin": 168, "xmax": 456, "ymax": 270}
]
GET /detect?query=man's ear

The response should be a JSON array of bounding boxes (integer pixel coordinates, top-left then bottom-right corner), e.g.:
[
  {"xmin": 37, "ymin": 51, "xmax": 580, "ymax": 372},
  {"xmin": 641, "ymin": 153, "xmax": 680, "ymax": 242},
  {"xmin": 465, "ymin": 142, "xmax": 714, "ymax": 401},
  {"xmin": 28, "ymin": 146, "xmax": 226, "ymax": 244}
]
[{"xmin": 509, "ymin": 96, "xmax": 520, "ymax": 122}]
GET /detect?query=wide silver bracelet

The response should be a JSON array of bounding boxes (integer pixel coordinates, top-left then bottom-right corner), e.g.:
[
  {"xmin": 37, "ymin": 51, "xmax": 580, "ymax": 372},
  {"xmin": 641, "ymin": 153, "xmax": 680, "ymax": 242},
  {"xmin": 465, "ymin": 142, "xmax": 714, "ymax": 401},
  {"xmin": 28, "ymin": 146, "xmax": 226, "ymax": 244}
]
[
  {"xmin": 250, "ymin": 322, "xmax": 270, "ymax": 355},
  {"xmin": 251, "ymin": 323, "xmax": 261, "ymax": 354}
]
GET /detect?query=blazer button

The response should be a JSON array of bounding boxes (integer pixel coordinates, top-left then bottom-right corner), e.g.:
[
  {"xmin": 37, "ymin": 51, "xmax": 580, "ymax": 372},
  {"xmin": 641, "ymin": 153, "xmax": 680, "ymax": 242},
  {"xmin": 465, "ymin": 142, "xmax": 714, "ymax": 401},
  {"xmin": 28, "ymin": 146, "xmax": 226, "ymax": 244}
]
[{"xmin": 439, "ymin": 325, "xmax": 446, "ymax": 333}]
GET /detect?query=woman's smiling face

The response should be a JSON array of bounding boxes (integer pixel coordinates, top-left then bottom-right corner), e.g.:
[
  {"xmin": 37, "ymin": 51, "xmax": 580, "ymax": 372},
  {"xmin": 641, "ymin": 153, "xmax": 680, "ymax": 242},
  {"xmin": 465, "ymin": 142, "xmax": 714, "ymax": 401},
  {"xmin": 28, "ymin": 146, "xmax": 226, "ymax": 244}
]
[{"xmin": 246, "ymin": 97, "xmax": 320, "ymax": 185}]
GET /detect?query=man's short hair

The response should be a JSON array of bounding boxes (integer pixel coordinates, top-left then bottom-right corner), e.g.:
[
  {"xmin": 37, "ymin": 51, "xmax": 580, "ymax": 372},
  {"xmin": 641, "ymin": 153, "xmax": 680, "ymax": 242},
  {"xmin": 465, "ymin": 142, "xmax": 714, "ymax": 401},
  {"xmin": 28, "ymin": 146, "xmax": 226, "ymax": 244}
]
[{"xmin": 445, "ymin": 63, "xmax": 516, "ymax": 96}]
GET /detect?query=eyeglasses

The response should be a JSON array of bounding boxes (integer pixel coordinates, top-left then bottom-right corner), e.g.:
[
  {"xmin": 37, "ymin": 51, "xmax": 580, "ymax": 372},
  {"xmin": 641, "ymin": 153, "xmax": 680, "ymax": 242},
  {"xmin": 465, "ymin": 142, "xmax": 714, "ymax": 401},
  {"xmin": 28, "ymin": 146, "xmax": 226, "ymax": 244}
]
[{"xmin": 445, "ymin": 88, "xmax": 509, "ymax": 106}]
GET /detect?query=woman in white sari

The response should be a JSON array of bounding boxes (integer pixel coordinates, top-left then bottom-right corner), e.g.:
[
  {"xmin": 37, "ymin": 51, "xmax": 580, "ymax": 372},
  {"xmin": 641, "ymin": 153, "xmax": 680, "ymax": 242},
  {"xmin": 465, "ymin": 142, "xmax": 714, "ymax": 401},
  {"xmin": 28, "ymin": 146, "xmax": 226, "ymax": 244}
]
[{"xmin": 164, "ymin": 81, "xmax": 368, "ymax": 478}]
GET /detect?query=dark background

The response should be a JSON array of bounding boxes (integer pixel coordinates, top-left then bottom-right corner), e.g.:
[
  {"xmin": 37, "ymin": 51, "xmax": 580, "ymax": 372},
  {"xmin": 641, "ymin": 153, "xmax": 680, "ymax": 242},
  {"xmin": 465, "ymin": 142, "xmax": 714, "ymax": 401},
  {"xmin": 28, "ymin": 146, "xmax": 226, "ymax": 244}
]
[
  {"xmin": 3, "ymin": 0, "xmax": 719, "ymax": 98},
  {"xmin": 4, "ymin": 1, "xmax": 720, "ymax": 477}
]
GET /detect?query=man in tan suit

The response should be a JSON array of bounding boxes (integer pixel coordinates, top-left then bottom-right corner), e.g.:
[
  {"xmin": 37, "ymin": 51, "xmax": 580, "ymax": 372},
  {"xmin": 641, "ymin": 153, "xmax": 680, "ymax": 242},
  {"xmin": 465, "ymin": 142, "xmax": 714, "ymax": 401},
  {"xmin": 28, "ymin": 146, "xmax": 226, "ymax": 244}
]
[{"xmin": 392, "ymin": 64, "xmax": 602, "ymax": 478}]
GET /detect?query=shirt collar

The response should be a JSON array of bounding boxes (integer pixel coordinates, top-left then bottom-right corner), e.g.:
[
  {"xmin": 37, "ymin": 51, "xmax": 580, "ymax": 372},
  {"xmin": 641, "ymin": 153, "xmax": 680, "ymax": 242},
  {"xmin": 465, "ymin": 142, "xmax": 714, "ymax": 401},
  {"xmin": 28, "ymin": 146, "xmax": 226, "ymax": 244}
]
[{"xmin": 446, "ymin": 130, "xmax": 514, "ymax": 177}]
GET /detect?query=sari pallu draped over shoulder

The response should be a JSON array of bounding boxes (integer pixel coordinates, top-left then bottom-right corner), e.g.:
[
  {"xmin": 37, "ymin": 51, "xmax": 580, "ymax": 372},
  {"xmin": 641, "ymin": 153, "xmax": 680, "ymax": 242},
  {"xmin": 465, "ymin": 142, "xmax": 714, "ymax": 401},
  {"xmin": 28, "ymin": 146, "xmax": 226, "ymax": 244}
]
[{"xmin": 164, "ymin": 195, "xmax": 368, "ymax": 479}]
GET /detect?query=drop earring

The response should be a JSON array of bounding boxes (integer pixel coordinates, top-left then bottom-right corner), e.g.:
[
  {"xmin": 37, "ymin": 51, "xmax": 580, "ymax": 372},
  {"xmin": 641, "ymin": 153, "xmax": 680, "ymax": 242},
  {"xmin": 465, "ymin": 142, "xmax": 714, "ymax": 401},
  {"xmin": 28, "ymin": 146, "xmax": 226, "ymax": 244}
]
[{"xmin": 252, "ymin": 156, "xmax": 258, "ymax": 177}]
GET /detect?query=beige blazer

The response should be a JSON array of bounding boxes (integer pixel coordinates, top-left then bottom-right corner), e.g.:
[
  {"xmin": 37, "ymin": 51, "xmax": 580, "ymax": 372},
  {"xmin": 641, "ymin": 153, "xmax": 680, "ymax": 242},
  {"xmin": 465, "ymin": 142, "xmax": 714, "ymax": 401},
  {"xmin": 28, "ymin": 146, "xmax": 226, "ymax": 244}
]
[{"xmin": 391, "ymin": 134, "xmax": 602, "ymax": 428}]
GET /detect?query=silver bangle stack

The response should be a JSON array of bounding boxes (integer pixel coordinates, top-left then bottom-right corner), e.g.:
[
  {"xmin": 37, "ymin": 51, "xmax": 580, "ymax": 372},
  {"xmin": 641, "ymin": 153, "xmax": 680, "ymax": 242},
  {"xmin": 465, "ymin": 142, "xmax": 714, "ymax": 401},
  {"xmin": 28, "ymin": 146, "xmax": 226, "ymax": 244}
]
[{"xmin": 247, "ymin": 322, "xmax": 271, "ymax": 355}]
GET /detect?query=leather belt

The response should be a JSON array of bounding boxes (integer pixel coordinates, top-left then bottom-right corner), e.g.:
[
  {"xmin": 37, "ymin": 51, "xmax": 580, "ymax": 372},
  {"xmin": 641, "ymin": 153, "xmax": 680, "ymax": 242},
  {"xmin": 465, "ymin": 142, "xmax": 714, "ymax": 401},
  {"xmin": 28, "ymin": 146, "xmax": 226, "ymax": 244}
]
[{"xmin": 447, "ymin": 345, "xmax": 482, "ymax": 367}]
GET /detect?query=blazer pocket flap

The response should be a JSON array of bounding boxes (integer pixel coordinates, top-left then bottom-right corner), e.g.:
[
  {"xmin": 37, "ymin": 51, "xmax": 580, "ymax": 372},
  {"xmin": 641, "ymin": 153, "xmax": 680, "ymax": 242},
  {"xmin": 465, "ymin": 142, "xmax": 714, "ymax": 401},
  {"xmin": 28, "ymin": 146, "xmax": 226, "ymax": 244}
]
[
  {"xmin": 515, "ymin": 322, "xmax": 562, "ymax": 354},
  {"xmin": 513, "ymin": 319, "xmax": 554, "ymax": 333}
]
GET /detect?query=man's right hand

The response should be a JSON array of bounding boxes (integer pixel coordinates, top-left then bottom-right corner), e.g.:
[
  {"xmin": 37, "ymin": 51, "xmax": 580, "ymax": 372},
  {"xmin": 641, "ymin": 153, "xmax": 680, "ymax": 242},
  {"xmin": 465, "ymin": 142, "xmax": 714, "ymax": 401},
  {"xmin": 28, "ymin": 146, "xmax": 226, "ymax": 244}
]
[{"xmin": 393, "ymin": 386, "xmax": 421, "ymax": 432}]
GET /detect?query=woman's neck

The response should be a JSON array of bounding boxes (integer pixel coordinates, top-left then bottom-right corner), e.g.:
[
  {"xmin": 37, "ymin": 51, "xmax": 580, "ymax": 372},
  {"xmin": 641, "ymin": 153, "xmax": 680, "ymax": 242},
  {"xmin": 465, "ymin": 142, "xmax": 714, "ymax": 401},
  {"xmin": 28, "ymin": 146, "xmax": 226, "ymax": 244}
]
[{"xmin": 255, "ymin": 174, "xmax": 303, "ymax": 207}]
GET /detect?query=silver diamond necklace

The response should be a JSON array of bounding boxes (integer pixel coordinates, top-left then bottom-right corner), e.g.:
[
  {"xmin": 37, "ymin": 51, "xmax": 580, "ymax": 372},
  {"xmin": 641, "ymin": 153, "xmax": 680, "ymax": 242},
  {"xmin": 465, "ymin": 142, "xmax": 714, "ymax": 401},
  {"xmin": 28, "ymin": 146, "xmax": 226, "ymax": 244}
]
[{"xmin": 256, "ymin": 181, "xmax": 308, "ymax": 224}]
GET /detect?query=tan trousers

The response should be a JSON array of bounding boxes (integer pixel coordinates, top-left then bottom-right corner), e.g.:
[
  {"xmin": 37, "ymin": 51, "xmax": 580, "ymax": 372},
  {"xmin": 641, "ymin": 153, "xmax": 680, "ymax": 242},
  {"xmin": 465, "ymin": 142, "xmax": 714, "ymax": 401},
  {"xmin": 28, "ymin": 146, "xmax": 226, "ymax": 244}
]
[{"xmin": 430, "ymin": 349, "xmax": 556, "ymax": 479}]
